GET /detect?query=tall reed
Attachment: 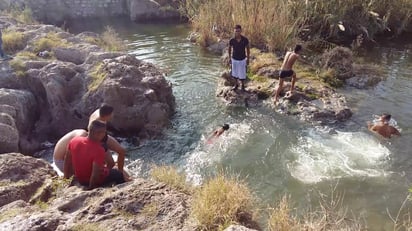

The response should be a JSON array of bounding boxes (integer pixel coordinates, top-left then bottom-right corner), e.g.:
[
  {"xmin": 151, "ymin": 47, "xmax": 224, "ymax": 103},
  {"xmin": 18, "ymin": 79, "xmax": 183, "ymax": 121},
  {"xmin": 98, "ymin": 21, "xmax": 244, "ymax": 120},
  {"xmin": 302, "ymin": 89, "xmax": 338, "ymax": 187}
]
[{"xmin": 182, "ymin": 0, "xmax": 412, "ymax": 50}]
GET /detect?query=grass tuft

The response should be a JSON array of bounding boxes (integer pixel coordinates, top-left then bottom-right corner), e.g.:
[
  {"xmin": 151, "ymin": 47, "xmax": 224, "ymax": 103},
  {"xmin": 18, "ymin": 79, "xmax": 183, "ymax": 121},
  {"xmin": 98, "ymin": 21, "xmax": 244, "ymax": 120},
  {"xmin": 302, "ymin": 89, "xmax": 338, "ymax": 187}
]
[
  {"xmin": 88, "ymin": 62, "xmax": 107, "ymax": 92},
  {"xmin": 10, "ymin": 59, "xmax": 27, "ymax": 77},
  {"xmin": 2, "ymin": 29, "xmax": 26, "ymax": 53},
  {"xmin": 268, "ymin": 195, "xmax": 299, "ymax": 231},
  {"xmin": 150, "ymin": 165, "xmax": 191, "ymax": 194},
  {"xmin": 70, "ymin": 223, "xmax": 105, "ymax": 231},
  {"xmin": 100, "ymin": 26, "xmax": 127, "ymax": 52},
  {"xmin": 32, "ymin": 32, "xmax": 70, "ymax": 53},
  {"xmin": 191, "ymin": 174, "xmax": 256, "ymax": 230}
]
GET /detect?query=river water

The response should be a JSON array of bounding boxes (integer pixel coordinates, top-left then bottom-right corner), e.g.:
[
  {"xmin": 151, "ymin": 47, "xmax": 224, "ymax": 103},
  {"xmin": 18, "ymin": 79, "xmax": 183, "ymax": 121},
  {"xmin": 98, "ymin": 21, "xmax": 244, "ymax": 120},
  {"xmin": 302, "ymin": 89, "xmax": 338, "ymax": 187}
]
[{"xmin": 69, "ymin": 19, "xmax": 412, "ymax": 230}]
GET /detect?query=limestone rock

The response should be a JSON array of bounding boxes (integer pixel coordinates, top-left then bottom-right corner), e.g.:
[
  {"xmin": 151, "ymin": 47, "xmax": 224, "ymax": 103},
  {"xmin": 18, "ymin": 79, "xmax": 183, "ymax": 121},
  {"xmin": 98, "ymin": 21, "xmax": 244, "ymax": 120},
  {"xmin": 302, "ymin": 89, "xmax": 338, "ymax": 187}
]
[
  {"xmin": 0, "ymin": 123, "xmax": 19, "ymax": 153},
  {"xmin": 0, "ymin": 153, "xmax": 56, "ymax": 207},
  {"xmin": 80, "ymin": 55, "xmax": 175, "ymax": 137},
  {"xmin": 129, "ymin": 0, "xmax": 180, "ymax": 22},
  {"xmin": 53, "ymin": 47, "xmax": 87, "ymax": 65}
]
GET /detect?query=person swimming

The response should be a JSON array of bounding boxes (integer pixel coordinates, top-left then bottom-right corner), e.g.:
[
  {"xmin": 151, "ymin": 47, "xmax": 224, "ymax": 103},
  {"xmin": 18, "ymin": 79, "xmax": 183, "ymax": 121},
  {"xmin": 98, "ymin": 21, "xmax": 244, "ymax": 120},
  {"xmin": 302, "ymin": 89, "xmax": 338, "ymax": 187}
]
[
  {"xmin": 367, "ymin": 113, "xmax": 401, "ymax": 138},
  {"xmin": 206, "ymin": 124, "xmax": 230, "ymax": 144}
]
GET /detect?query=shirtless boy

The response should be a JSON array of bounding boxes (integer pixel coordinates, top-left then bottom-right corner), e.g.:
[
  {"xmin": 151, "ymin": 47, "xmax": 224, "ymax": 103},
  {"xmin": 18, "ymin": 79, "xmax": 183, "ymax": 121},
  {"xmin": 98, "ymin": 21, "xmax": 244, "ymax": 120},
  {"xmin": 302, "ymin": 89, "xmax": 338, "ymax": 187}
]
[
  {"xmin": 53, "ymin": 129, "xmax": 88, "ymax": 172},
  {"xmin": 367, "ymin": 114, "xmax": 401, "ymax": 138},
  {"xmin": 89, "ymin": 104, "xmax": 128, "ymax": 179},
  {"xmin": 274, "ymin": 44, "xmax": 303, "ymax": 104}
]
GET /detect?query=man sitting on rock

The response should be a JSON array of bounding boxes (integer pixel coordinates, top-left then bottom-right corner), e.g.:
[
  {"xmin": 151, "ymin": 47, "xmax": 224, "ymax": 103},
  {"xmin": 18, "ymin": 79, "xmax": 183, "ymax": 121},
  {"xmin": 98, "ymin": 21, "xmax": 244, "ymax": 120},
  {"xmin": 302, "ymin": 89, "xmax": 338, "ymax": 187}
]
[
  {"xmin": 88, "ymin": 104, "xmax": 129, "ymax": 180},
  {"xmin": 64, "ymin": 120, "xmax": 125, "ymax": 189},
  {"xmin": 367, "ymin": 113, "xmax": 401, "ymax": 138}
]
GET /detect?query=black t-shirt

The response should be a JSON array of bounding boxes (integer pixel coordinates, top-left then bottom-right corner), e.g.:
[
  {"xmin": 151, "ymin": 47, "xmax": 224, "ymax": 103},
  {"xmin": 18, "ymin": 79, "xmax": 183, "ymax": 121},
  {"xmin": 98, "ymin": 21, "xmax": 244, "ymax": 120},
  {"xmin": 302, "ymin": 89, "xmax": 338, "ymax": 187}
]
[{"xmin": 229, "ymin": 35, "xmax": 249, "ymax": 60}]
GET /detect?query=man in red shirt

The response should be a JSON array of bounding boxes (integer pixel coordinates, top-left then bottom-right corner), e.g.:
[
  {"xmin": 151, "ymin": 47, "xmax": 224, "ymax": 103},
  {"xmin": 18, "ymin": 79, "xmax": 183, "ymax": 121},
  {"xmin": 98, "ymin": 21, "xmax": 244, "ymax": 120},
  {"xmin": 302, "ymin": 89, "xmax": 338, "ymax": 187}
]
[{"xmin": 64, "ymin": 120, "xmax": 125, "ymax": 189}]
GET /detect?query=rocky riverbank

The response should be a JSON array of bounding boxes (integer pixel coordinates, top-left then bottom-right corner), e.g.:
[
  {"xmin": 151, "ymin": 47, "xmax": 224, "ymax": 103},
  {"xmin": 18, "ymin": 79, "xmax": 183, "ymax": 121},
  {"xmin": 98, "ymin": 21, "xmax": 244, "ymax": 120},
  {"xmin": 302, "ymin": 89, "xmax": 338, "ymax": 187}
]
[
  {"xmin": 211, "ymin": 43, "xmax": 385, "ymax": 126},
  {"xmin": 0, "ymin": 153, "xmax": 259, "ymax": 231},
  {"xmin": 0, "ymin": 17, "xmax": 175, "ymax": 154}
]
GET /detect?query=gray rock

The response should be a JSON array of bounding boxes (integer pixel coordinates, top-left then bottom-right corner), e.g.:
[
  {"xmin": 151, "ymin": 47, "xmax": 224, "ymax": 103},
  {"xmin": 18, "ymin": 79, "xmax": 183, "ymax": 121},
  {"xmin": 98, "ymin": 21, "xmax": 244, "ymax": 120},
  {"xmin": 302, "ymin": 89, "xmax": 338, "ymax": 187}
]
[
  {"xmin": 0, "ymin": 153, "xmax": 56, "ymax": 207},
  {"xmin": 53, "ymin": 47, "xmax": 87, "ymax": 65},
  {"xmin": 129, "ymin": 0, "xmax": 180, "ymax": 22},
  {"xmin": 0, "ymin": 123, "xmax": 19, "ymax": 153}
]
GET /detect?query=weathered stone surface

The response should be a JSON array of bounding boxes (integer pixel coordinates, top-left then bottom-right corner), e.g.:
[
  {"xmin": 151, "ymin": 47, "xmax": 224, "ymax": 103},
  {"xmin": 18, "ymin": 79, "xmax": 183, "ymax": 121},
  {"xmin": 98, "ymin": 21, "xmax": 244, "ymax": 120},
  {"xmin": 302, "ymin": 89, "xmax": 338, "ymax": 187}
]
[
  {"xmin": 79, "ymin": 55, "xmax": 175, "ymax": 137},
  {"xmin": 0, "ymin": 153, "xmax": 56, "ymax": 207},
  {"xmin": 0, "ymin": 123, "xmax": 19, "ymax": 153},
  {"xmin": 0, "ymin": 154, "xmax": 196, "ymax": 231},
  {"xmin": 129, "ymin": 0, "xmax": 180, "ymax": 22},
  {"xmin": 53, "ymin": 47, "xmax": 87, "ymax": 65}
]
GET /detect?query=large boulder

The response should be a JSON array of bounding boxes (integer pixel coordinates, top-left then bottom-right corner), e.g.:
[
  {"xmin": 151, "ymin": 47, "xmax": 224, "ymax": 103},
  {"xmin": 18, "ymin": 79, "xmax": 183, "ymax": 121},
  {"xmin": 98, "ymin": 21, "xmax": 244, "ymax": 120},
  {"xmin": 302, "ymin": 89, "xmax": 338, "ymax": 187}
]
[
  {"xmin": 0, "ymin": 153, "xmax": 195, "ymax": 231},
  {"xmin": 128, "ymin": 0, "xmax": 180, "ymax": 22},
  {"xmin": 79, "ymin": 55, "xmax": 175, "ymax": 137},
  {"xmin": 0, "ymin": 153, "xmax": 56, "ymax": 207},
  {"xmin": 0, "ymin": 89, "xmax": 38, "ymax": 154}
]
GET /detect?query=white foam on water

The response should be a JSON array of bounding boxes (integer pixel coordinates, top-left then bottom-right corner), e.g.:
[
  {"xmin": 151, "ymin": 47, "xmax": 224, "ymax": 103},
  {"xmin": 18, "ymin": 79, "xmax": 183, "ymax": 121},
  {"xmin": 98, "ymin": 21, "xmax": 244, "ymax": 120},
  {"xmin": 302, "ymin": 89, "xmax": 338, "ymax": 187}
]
[
  {"xmin": 287, "ymin": 128, "xmax": 391, "ymax": 184},
  {"xmin": 182, "ymin": 123, "xmax": 252, "ymax": 185}
]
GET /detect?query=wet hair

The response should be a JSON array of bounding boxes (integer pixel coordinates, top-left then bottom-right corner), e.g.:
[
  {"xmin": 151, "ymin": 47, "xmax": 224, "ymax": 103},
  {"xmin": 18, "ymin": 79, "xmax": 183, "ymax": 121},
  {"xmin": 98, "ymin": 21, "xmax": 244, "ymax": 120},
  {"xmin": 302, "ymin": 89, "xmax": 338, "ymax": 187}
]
[
  {"xmin": 88, "ymin": 120, "xmax": 106, "ymax": 134},
  {"xmin": 382, "ymin": 113, "xmax": 391, "ymax": 121},
  {"xmin": 99, "ymin": 104, "xmax": 114, "ymax": 117},
  {"xmin": 234, "ymin": 25, "xmax": 242, "ymax": 30},
  {"xmin": 294, "ymin": 44, "xmax": 302, "ymax": 53},
  {"xmin": 222, "ymin": 124, "xmax": 230, "ymax": 130}
]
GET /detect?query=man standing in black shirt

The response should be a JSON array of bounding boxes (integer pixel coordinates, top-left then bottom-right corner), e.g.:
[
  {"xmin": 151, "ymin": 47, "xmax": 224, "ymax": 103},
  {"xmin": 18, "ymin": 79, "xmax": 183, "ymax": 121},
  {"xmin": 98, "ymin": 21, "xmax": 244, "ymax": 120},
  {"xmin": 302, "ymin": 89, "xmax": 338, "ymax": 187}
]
[{"xmin": 228, "ymin": 25, "xmax": 250, "ymax": 91}]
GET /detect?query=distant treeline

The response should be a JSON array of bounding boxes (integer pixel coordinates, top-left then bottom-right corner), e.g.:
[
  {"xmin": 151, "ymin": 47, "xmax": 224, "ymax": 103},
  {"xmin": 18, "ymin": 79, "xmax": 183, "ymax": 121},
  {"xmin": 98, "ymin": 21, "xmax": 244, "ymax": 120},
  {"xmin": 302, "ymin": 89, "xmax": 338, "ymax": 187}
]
[{"xmin": 179, "ymin": 0, "xmax": 412, "ymax": 50}]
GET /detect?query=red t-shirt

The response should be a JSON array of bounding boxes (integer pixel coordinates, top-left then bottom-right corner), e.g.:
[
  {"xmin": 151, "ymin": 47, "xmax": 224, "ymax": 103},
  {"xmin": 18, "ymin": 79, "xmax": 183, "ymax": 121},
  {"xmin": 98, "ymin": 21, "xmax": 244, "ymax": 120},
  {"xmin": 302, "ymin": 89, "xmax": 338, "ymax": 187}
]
[{"xmin": 68, "ymin": 136, "xmax": 106, "ymax": 184}]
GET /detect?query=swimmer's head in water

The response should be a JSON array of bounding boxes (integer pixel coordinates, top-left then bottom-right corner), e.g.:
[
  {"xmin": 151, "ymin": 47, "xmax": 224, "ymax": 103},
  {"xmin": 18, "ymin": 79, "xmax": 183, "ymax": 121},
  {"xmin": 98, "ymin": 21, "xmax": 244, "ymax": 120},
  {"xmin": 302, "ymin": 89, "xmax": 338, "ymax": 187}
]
[
  {"xmin": 222, "ymin": 124, "xmax": 230, "ymax": 130},
  {"xmin": 381, "ymin": 113, "xmax": 391, "ymax": 122}
]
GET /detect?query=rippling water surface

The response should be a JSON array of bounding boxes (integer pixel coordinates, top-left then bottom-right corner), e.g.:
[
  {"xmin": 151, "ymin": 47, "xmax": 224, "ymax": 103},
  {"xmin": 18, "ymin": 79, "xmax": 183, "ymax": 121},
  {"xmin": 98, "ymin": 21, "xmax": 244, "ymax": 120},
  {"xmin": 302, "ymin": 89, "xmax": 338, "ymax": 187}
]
[{"xmin": 69, "ymin": 19, "xmax": 412, "ymax": 230}]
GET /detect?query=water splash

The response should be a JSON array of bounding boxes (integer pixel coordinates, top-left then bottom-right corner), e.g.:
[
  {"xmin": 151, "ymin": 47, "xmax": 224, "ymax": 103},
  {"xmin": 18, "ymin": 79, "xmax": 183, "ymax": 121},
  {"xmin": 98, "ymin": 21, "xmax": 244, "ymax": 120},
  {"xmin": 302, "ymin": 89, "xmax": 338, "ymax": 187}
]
[
  {"xmin": 182, "ymin": 123, "xmax": 252, "ymax": 185},
  {"xmin": 287, "ymin": 128, "xmax": 391, "ymax": 183}
]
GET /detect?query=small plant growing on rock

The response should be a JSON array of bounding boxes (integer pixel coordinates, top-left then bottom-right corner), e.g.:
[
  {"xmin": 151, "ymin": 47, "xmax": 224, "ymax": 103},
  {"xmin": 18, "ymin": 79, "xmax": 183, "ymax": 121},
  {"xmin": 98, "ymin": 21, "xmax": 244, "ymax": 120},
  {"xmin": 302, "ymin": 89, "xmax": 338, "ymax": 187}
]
[
  {"xmin": 88, "ymin": 62, "xmax": 108, "ymax": 92},
  {"xmin": 2, "ymin": 29, "xmax": 26, "ymax": 53},
  {"xmin": 191, "ymin": 173, "xmax": 257, "ymax": 230},
  {"xmin": 100, "ymin": 26, "xmax": 126, "ymax": 52},
  {"xmin": 9, "ymin": 59, "xmax": 27, "ymax": 77},
  {"xmin": 70, "ymin": 223, "xmax": 105, "ymax": 231},
  {"xmin": 150, "ymin": 165, "xmax": 192, "ymax": 194},
  {"xmin": 33, "ymin": 32, "xmax": 70, "ymax": 53}
]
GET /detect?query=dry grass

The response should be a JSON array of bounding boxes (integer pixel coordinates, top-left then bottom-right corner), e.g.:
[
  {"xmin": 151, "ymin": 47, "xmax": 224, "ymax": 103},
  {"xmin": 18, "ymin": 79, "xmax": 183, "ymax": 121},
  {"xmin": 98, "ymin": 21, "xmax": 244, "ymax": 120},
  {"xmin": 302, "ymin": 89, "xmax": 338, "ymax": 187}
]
[
  {"xmin": 9, "ymin": 58, "xmax": 27, "ymax": 77},
  {"xmin": 70, "ymin": 223, "xmax": 105, "ymax": 231},
  {"xmin": 267, "ymin": 195, "xmax": 299, "ymax": 231},
  {"xmin": 32, "ymin": 32, "xmax": 70, "ymax": 53},
  {"xmin": 2, "ymin": 29, "xmax": 26, "ymax": 53},
  {"xmin": 88, "ymin": 62, "xmax": 107, "ymax": 92},
  {"xmin": 268, "ymin": 185, "xmax": 365, "ymax": 231},
  {"xmin": 100, "ymin": 26, "xmax": 126, "ymax": 52},
  {"xmin": 181, "ymin": 0, "xmax": 412, "ymax": 50},
  {"xmin": 191, "ymin": 174, "xmax": 256, "ymax": 230},
  {"xmin": 150, "ymin": 165, "xmax": 192, "ymax": 194}
]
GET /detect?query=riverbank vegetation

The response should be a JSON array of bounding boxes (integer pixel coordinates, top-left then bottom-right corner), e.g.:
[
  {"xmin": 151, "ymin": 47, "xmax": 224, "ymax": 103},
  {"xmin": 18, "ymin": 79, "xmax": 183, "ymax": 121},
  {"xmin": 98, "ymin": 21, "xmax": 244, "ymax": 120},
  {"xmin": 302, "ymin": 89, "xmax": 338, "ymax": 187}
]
[
  {"xmin": 150, "ymin": 165, "xmax": 380, "ymax": 230},
  {"xmin": 180, "ymin": 0, "xmax": 412, "ymax": 51}
]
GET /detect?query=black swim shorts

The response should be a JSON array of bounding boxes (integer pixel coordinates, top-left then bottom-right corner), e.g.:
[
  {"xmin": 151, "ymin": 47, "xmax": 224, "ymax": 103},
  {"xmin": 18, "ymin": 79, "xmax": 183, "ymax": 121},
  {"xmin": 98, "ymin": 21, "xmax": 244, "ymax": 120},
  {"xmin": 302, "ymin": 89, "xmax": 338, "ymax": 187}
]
[{"xmin": 279, "ymin": 70, "xmax": 294, "ymax": 79}]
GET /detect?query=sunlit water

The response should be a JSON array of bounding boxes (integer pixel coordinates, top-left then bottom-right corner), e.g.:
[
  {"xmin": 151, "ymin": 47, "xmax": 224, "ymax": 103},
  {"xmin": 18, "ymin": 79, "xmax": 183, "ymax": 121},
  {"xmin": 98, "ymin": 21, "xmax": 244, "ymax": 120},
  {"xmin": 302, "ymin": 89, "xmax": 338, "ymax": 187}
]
[{"xmin": 68, "ymin": 19, "xmax": 412, "ymax": 230}]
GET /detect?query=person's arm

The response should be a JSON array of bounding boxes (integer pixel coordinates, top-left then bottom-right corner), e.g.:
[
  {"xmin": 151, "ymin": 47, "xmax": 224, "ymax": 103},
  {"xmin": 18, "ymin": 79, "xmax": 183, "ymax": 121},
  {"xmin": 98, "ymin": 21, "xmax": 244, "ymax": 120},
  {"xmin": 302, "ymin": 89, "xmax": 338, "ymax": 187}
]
[
  {"xmin": 107, "ymin": 136, "xmax": 125, "ymax": 172},
  {"xmin": 63, "ymin": 150, "xmax": 73, "ymax": 179},
  {"xmin": 392, "ymin": 127, "xmax": 401, "ymax": 136},
  {"xmin": 246, "ymin": 44, "xmax": 250, "ymax": 65},
  {"xmin": 89, "ymin": 162, "xmax": 102, "ymax": 190},
  {"xmin": 228, "ymin": 42, "xmax": 232, "ymax": 61}
]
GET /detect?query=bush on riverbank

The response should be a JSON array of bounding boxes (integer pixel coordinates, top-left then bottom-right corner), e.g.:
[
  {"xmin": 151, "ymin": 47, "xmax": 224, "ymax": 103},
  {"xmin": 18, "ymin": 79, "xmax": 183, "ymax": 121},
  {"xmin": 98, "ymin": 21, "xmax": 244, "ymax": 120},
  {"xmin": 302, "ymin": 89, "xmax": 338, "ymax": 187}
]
[
  {"xmin": 181, "ymin": 0, "xmax": 412, "ymax": 50},
  {"xmin": 150, "ymin": 165, "xmax": 192, "ymax": 194},
  {"xmin": 191, "ymin": 174, "xmax": 258, "ymax": 230},
  {"xmin": 2, "ymin": 29, "xmax": 26, "ymax": 53}
]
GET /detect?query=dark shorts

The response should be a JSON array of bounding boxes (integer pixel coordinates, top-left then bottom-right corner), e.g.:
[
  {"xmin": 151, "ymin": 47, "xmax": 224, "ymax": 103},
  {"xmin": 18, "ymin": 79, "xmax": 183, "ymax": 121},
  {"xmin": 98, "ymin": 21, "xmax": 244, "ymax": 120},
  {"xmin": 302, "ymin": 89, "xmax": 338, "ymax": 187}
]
[
  {"xmin": 279, "ymin": 70, "xmax": 294, "ymax": 79},
  {"xmin": 102, "ymin": 168, "xmax": 125, "ymax": 186}
]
